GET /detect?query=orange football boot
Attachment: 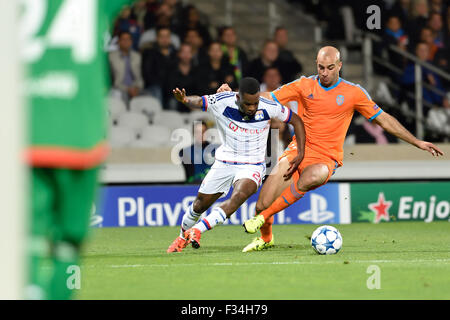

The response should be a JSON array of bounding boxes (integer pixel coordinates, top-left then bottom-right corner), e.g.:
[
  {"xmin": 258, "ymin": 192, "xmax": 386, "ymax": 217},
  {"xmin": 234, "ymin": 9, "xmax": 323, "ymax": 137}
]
[
  {"xmin": 184, "ymin": 228, "xmax": 202, "ymax": 249},
  {"xmin": 167, "ymin": 236, "xmax": 188, "ymax": 253}
]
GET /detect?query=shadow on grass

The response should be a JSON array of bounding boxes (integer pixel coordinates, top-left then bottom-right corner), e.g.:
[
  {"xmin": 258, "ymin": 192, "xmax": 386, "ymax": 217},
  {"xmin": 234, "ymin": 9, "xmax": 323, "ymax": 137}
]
[{"xmin": 82, "ymin": 243, "xmax": 312, "ymax": 261}]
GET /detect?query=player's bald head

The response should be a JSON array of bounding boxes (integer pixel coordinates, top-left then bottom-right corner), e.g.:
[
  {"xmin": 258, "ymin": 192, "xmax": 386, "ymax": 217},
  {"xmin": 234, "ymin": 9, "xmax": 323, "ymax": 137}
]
[
  {"xmin": 316, "ymin": 46, "xmax": 341, "ymax": 63},
  {"xmin": 316, "ymin": 46, "xmax": 342, "ymax": 87}
]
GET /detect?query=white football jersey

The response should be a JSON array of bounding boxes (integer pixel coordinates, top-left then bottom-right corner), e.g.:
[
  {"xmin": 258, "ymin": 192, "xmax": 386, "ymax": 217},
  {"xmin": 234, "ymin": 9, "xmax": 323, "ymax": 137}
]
[{"xmin": 201, "ymin": 92, "xmax": 292, "ymax": 164}]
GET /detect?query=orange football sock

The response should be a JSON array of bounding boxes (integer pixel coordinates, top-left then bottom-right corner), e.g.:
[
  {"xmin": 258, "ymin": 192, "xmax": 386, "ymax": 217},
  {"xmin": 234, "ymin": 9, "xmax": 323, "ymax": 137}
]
[
  {"xmin": 260, "ymin": 216, "xmax": 274, "ymax": 243},
  {"xmin": 259, "ymin": 176, "xmax": 306, "ymax": 242},
  {"xmin": 261, "ymin": 180, "xmax": 306, "ymax": 221}
]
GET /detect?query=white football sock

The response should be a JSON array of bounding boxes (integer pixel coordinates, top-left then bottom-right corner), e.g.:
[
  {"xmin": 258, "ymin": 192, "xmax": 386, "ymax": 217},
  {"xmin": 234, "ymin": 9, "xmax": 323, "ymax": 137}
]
[
  {"xmin": 179, "ymin": 203, "xmax": 202, "ymax": 238},
  {"xmin": 194, "ymin": 207, "xmax": 227, "ymax": 233}
]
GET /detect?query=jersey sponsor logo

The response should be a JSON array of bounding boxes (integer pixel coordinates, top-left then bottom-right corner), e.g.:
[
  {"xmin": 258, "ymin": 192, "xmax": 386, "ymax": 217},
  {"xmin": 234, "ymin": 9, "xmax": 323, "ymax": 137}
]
[
  {"xmin": 228, "ymin": 122, "xmax": 239, "ymax": 132},
  {"xmin": 336, "ymin": 95, "xmax": 345, "ymax": 106},
  {"xmin": 228, "ymin": 121, "xmax": 268, "ymax": 135}
]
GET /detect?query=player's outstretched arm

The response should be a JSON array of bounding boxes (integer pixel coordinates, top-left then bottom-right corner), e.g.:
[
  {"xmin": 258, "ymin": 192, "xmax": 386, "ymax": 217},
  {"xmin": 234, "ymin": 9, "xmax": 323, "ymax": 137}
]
[
  {"xmin": 217, "ymin": 83, "xmax": 233, "ymax": 93},
  {"xmin": 283, "ymin": 112, "xmax": 306, "ymax": 180},
  {"xmin": 172, "ymin": 87, "xmax": 203, "ymax": 110},
  {"xmin": 372, "ymin": 111, "xmax": 444, "ymax": 157}
]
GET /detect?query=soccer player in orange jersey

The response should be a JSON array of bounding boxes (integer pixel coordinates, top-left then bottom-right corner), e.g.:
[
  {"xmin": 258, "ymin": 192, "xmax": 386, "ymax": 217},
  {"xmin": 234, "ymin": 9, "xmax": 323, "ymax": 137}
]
[{"xmin": 218, "ymin": 46, "xmax": 444, "ymax": 252}]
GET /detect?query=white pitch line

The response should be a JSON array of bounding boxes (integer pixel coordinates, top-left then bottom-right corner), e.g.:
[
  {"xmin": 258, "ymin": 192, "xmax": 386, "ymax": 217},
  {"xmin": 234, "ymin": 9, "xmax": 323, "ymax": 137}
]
[{"xmin": 89, "ymin": 258, "xmax": 450, "ymax": 270}]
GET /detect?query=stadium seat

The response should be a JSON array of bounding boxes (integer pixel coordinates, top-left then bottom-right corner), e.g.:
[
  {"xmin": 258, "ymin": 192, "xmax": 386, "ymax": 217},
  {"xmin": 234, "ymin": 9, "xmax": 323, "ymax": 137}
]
[
  {"xmin": 109, "ymin": 126, "xmax": 136, "ymax": 148},
  {"xmin": 108, "ymin": 96, "xmax": 127, "ymax": 118},
  {"xmin": 140, "ymin": 125, "xmax": 172, "ymax": 146},
  {"xmin": 181, "ymin": 113, "xmax": 192, "ymax": 125},
  {"xmin": 108, "ymin": 114, "xmax": 116, "ymax": 127},
  {"xmin": 129, "ymin": 96, "xmax": 163, "ymax": 120},
  {"xmin": 129, "ymin": 137, "xmax": 160, "ymax": 148},
  {"xmin": 188, "ymin": 110, "xmax": 215, "ymax": 125},
  {"xmin": 152, "ymin": 110, "xmax": 185, "ymax": 131},
  {"xmin": 116, "ymin": 111, "xmax": 149, "ymax": 134}
]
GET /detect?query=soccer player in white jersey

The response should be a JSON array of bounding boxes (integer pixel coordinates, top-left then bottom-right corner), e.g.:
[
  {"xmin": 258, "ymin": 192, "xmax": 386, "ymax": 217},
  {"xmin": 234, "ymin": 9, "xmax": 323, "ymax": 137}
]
[{"xmin": 167, "ymin": 77, "xmax": 306, "ymax": 252}]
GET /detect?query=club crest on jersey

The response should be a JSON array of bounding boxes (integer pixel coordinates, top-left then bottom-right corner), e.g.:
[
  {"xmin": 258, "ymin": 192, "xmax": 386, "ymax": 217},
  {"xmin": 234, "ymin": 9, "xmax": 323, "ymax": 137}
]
[
  {"xmin": 336, "ymin": 95, "xmax": 345, "ymax": 106},
  {"xmin": 254, "ymin": 110, "xmax": 264, "ymax": 120}
]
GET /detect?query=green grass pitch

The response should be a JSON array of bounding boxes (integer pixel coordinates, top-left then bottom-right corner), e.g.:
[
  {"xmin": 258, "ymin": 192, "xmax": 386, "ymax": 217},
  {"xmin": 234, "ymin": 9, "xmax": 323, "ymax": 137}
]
[{"xmin": 78, "ymin": 222, "xmax": 450, "ymax": 300}]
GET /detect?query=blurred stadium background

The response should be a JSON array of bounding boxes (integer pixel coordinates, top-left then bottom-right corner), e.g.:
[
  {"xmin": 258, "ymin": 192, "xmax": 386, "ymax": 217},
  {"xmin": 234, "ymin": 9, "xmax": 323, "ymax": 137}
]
[{"xmin": 2, "ymin": 0, "xmax": 450, "ymax": 300}]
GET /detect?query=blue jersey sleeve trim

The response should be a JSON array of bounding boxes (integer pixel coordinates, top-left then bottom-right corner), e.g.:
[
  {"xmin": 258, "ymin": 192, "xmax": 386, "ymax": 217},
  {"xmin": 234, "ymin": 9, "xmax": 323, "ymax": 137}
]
[
  {"xmin": 368, "ymin": 109, "xmax": 383, "ymax": 122},
  {"xmin": 357, "ymin": 84, "xmax": 372, "ymax": 101},
  {"xmin": 284, "ymin": 108, "xmax": 293, "ymax": 123},
  {"xmin": 201, "ymin": 96, "xmax": 207, "ymax": 111},
  {"xmin": 259, "ymin": 96, "xmax": 277, "ymax": 106},
  {"xmin": 271, "ymin": 92, "xmax": 281, "ymax": 105}
]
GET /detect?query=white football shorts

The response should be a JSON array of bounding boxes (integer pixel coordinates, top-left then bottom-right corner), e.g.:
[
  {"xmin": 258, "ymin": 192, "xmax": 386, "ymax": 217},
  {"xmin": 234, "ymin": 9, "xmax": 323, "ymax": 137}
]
[{"xmin": 198, "ymin": 160, "xmax": 266, "ymax": 198}]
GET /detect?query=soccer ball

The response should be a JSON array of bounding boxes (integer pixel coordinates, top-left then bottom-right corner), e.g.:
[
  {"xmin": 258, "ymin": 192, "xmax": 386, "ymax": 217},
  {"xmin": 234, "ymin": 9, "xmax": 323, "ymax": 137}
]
[{"xmin": 311, "ymin": 225, "xmax": 343, "ymax": 255}]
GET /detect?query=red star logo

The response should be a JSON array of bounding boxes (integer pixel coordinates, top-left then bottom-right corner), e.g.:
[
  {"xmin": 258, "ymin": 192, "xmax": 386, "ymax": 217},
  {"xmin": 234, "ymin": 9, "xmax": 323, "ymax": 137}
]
[{"xmin": 368, "ymin": 192, "xmax": 392, "ymax": 223}]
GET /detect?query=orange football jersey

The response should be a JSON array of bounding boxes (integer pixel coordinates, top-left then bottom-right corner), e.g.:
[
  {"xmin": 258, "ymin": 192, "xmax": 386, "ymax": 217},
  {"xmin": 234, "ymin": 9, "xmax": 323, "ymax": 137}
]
[{"xmin": 271, "ymin": 75, "xmax": 383, "ymax": 165}]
